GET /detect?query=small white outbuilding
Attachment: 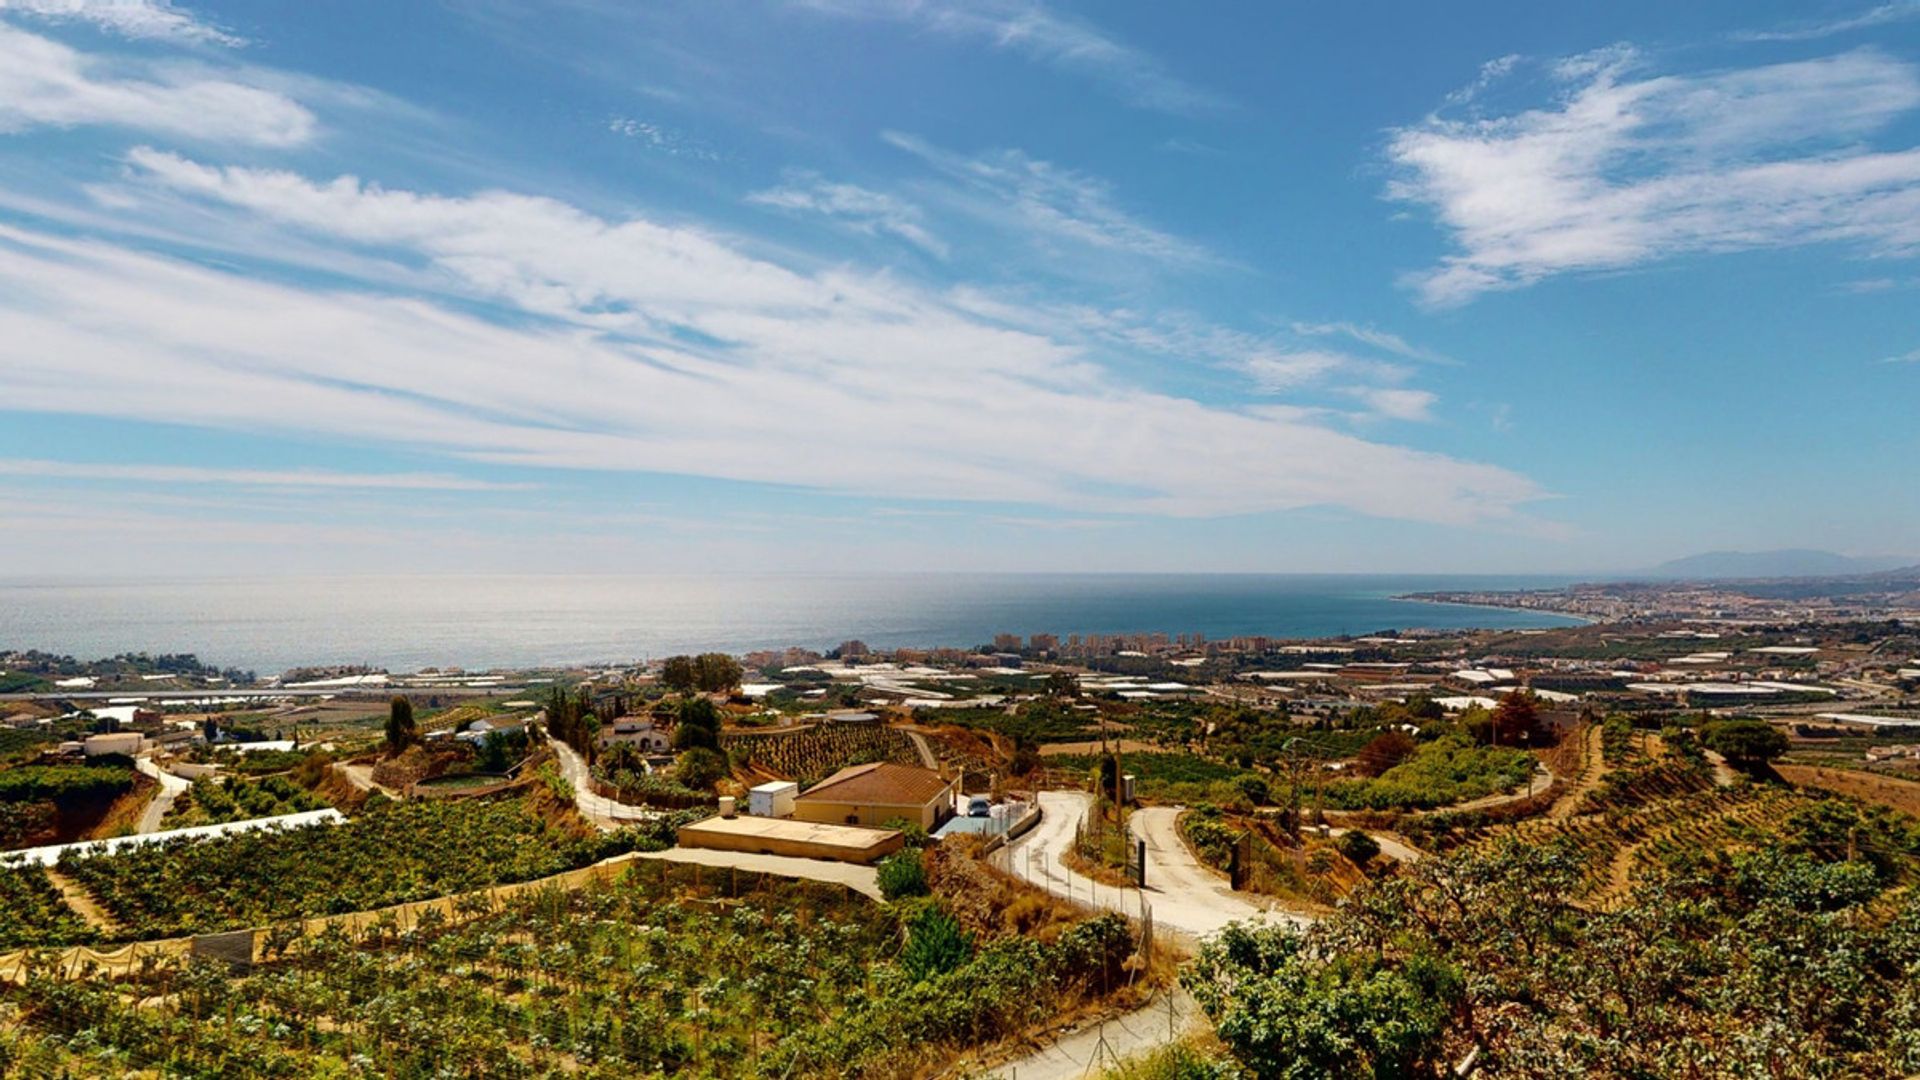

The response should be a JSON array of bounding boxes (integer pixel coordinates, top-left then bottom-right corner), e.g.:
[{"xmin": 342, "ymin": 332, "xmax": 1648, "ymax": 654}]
[{"xmin": 748, "ymin": 780, "xmax": 798, "ymax": 819}]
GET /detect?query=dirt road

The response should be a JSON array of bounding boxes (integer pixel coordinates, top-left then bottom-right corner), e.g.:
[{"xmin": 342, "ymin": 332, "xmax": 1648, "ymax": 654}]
[
  {"xmin": 332, "ymin": 761, "xmax": 406, "ymax": 800},
  {"xmin": 987, "ymin": 986, "xmax": 1201, "ymax": 1079}
]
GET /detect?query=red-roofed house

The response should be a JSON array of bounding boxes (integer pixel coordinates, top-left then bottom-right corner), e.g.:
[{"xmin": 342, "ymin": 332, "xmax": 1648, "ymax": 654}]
[{"xmin": 792, "ymin": 762, "xmax": 954, "ymax": 830}]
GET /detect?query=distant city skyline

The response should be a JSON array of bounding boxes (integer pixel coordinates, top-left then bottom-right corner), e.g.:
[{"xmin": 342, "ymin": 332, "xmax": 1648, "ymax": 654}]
[{"xmin": 0, "ymin": 0, "xmax": 1916, "ymax": 575}]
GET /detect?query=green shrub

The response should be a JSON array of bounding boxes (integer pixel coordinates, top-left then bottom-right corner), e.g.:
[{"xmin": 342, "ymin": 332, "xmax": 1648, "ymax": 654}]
[
  {"xmin": 1335, "ymin": 829, "xmax": 1380, "ymax": 867},
  {"xmin": 900, "ymin": 904, "xmax": 972, "ymax": 981},
  {"xmin": 877, "ymin": 848, "xmax": 929, "ymax": 900},
  {"xmin": 1180, "ymin": 806, "xmax": 1240, "ymax": 870}
]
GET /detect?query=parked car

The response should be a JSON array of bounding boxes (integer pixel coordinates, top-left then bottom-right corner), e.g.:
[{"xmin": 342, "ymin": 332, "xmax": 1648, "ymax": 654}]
[{"xmin": 967, "ymin": 795, "xmax": 991, "ymax": 818}]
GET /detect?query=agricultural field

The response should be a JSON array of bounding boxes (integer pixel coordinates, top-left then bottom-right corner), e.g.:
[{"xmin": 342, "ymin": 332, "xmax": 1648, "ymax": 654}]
[
  {"xmin": 1055, "ymin": 734, "xmax": 1533, "ymax": 813},
  {"xmin": 1413, "ymin": 749, "xmax": 1920, "ymax": 903},
  {"xmin": 1318, "ymin": 735, "xmax": 1535, "ymax": 811},
  {"xmin": 934, "ymin": 701, "xmax": 1103, "ymax": 744},
  {"xmin": 0, "ymin": 726, "xmax": 60, "ymax": 765},
  {"xmin": 1047, "ymin": 751, "xmax": 1259, "ymax": 805},
  {"xmin": 160, "ymin": 775, "xmax": 327, "ymax": 828},
  {"xmin": 0, "ymin": 764, "xmax": 136, "ymax": 805},
  {"xmin": 207, "ymin": 748, "xmax": 322, "ymax": 776},
  {"xmin": 1777, "ymin": 764, "xmax": 1920, "ymax": 819},
  {"xmin": 1186, "ymin": 834, "xmax": 1920, "ymax": 1079},
  {"xmin": 724, "ymin": 722, "xmax": 921, "ymax": 786},
  {"xmin": 0, "ymin": 863, "xmax": 97, "ymax": 947},
  {"xmin": 0, "ymin": 855, "xmax": 1146, "ymax": 1078},
  {"xmin": 41, "ymin": 796, "xmax": 669, "ymax": 943}
]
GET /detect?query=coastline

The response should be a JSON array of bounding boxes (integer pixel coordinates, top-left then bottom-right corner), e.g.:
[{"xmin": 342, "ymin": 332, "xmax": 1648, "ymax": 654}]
[{"xmin": 1391, "ymin": 594, "xmax": 1600, "ymax": 626}]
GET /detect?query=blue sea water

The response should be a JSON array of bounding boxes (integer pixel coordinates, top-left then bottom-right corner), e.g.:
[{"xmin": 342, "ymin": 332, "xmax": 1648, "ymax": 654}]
[{"xmin": 0, "ymin": 573, "xmax": 1583, "ymax": 674}]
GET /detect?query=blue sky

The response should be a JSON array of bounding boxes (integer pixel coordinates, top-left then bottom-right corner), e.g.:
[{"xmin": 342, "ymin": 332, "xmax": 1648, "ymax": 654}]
[{"xmin": 0, "ymin": 0, "xmax": 1915, "ymax": 576}]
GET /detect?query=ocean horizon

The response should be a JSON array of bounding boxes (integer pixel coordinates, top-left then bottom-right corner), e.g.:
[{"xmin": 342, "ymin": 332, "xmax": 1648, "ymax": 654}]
[{"xmin": 0, "ymin": 572, "xmax": 1583, "ymax": 674}]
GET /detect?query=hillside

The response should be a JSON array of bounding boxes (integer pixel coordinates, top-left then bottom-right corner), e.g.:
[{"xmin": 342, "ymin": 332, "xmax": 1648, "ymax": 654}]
[{"xmin": 1644, "ymin": 549, "xmax": 1917, "ymax": 579}]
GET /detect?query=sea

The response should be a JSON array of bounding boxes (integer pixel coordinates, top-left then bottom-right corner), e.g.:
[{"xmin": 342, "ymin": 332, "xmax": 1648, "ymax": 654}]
[{"xmin": 0, "ymin": 573, "xmax": 1584, "ymax": 675}]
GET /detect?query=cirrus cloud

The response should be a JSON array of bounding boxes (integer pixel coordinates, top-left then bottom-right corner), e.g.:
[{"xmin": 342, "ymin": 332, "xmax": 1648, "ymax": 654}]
[
  {"xmin": 1, "ymin": 164, "xmax": 1541, "ymax": 525},
  {"xmin": 1388, "ymin": 47, "xmax": 1920, "ymax": 305},
  {"xmin": 0, "ymin": 21, "xmax": 310, "ymax": 145}
]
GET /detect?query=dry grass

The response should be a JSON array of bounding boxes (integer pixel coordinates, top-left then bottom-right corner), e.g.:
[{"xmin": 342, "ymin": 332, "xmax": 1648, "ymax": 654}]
[
  {"xmin": 84, "ymin": 774, "xmax": 158, "ymax": 840},
  {"xmin": 1777, "ymin": 764, "xmax": 1920, "ymax": 820}
]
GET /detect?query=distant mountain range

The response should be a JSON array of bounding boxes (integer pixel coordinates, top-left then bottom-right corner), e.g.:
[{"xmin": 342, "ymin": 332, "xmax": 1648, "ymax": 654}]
[{"xmin": 1640, "ymin": 549, "xmax": 1919, "ymax": 580}]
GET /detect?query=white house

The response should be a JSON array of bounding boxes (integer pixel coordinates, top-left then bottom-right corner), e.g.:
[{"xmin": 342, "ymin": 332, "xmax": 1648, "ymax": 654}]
[
  {"xmin": 83, "ymin": 732, "xmax": 146, "ymax": 757},
  {"xmin": 598, "ymin": 715, "xmax": 671, "ymax": 752},
  {"xmin": 748, "ymin": 780, "xmax": 798, "ymax": 818}
]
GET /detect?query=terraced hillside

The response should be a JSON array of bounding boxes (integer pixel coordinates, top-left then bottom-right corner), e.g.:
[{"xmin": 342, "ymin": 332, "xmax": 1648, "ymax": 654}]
[
  {"xmin": 1465, "ymin": 757, "xmax": 1920, "ymax": 902},
  {"xmin": 724, "ymin": 723, "xmax": 921, "ymax": 787}
]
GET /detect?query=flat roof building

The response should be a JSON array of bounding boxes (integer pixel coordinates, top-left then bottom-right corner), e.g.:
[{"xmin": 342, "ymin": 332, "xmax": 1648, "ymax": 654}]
[{"xmin": 676, "ymin": 815, "xmax": 903, "ymax": 864}]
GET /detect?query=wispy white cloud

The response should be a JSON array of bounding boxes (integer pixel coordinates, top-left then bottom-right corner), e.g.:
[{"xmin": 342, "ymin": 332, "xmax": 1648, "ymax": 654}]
[
  {"xmin": 0, "ymin": 0, "xmax": 240, "ymax": 46},
  {"xmin": 1838, "ymin": 275, "xmax": 1920, "ymax": 292},
  {"xmin": 607, "ymin": 116, "xmax": 718, "ymax": 160},
  {"xmin": 0, "ymin": 458, "xmax": 531, "ymax": 490},
  {"xmin": 1388, "ymin": 47, "xmax": 1920, "ymax": 305},
  {"xmin": 884, "ymin": 131, "xmax": 1212, "ymax": 263},
  {"xmin": 0, "ymin": 21, "xmax": 311, "ymax": 145},
  {"xmin": 1291, "ymin": 321, "xmax": 1453, "ymax": 364},
  {"xmin": 748, "ymin": 170, "xmax": 948, "ymax": 257},
  {"xmin": 1883, "ymin": 346, "xmax": 1920, "ymax": 363},
  {"xmin": 1733, "ymin": 1, "xmax": 1920, "ymax": 43},
  {"xmin": 788, "ymin": 0, "xmax": 1224, "ymax": 113},
  {"xmin": 0, "ymin": 174, "xmax": 1543, "ymax": 525},
  {"xmin": 1341, "ymin": 386, "xmax": 1438, "ymax": 422}
]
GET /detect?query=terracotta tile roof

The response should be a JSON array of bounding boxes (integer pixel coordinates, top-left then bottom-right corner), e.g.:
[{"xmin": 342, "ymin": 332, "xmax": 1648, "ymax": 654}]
[{"xmin": 796, "ymin": 762, "xmax": 950, "ymax": 806}]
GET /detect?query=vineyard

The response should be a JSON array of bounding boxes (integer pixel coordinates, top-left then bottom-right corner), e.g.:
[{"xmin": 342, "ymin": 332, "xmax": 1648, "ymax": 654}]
[
  {"xmin": 0, "ymin": 862, "xmax": 1141, "ymax": 1078},
  {"xmin": 724, "ymin": 723, "xmax": 921, "ymax": 786},
  {"xmin": 41, "ymin": 797, "xmax": 660, "ymax": 944},
  {"xmin": 0, "ymin": 863, "xmax": 97, "ymax": 947},
  {"xmin": 0, "ymin": 764, "xmax": 135, "ymax": 804},
  {"xmin": 161, "ymin": 775, "xmax": 327, "ymax": 827},
  {"xmin": 1443, "ymin": 755, "xmax": 1920, "ymax": 902}
]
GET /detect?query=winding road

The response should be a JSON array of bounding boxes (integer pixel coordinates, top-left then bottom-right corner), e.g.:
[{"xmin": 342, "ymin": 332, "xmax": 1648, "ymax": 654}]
[
  {"xmin": 548, "ymin": 739, "xmax": 657, "ymax": 828},
  {"xmin": 988, "ymin": 793, "xmax": 1303, "ymax": 1077},
  {"xmin": 134, "ymin": 755, "xmax": 191, "ymax": 833},
  {"xmin": 994, "ymin": 791, "xmax": 1298, "ymax": 939}
]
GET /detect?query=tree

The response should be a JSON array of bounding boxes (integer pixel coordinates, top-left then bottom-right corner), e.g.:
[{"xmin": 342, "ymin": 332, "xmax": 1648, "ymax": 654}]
[
  {"xmin": 1008, "ymin": 734, "xmax": 1041, "ymax": 777},
  {"xmin": 1336, "ymin": 829, "xmax": 1381, "ymax": 867},
  {"xmin": 1237, "ymin": 775, "xmax": 1271, "ymax": 806},
  {"xmin": 1045, "ymin": 672, "xmax": 1081, "ymax": 699},
  {"xmin": 1491, "ymin": 691, "xmax": 1541, "ymax": 746},
  {"xmin": 1356, "ymin": 731, "xmax": 1418, "ymax": 777},
  {"xmin": 659, "ymin": 655, "xmax": 697, "ymax": 693},
  {"xmin": 674, "ymin": 746, "xmax": 727, "ymax": 790},
  {"xmin": 542, "ymin": 686, "xmax": 600, "ymax": 757},
  {"xmin": 1703, "ymin": 718, "xmax": 1788, "ymax": 766},
  {"xmin": 384, "ymin": 696, "xmax": 418, "ymax": 753},
  {"xmin": 672, "ymin": 695, "xmax": 721, "ymax": 752},
  {"xmin": 692, "ymin": 652, "xmax": 743, "ymax": 694}
]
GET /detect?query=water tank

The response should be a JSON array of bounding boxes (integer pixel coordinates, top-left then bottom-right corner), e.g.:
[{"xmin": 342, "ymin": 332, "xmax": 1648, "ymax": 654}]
[{"xmin": 718, "ymin": 795, "xmax": 736, "ymax": 818}]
